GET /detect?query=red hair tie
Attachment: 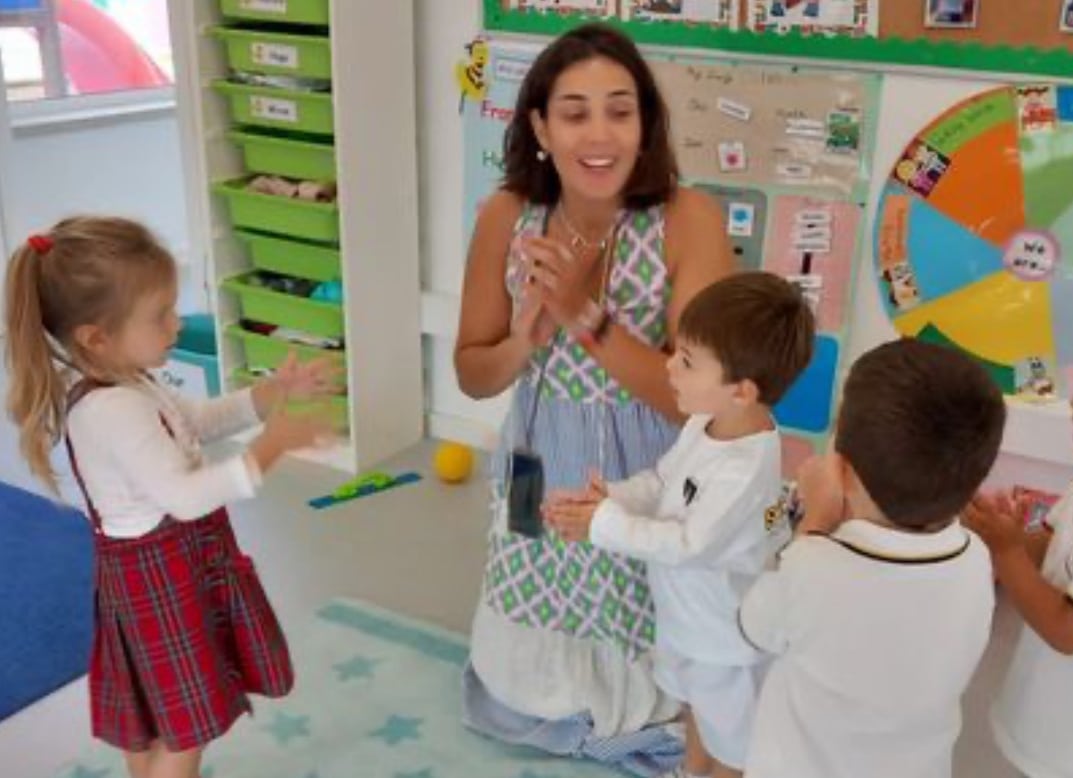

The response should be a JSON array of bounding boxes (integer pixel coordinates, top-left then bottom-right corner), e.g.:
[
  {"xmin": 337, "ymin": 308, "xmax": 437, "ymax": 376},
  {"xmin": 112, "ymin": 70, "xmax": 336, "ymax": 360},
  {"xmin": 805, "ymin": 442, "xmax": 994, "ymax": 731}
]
[{"xmin": 27, "ymin": 234, "xmax": 53, "ymax": 254}]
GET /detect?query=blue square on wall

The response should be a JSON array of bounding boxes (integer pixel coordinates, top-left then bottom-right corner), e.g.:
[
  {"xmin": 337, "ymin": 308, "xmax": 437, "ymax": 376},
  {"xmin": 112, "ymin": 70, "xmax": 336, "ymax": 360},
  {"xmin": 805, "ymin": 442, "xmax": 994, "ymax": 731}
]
[
  {"xmin": 773, "ymin": 334, "xmax": 839, "ymax": 434},
  {"xmin": 1058, "ymin": 86, "xmax": 1073, "ymax": 123},
  {"xmin": 0, "ymin": 0, "xmax": 46, "ymax": 12}
]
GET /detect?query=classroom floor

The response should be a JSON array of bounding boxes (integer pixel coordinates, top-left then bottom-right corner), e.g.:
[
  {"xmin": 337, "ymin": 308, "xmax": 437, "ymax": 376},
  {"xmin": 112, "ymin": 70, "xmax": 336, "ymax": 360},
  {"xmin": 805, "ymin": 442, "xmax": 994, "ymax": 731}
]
[{"xmin": 0, "ymin": 441, "xmax": 1023, "ymax": 777}]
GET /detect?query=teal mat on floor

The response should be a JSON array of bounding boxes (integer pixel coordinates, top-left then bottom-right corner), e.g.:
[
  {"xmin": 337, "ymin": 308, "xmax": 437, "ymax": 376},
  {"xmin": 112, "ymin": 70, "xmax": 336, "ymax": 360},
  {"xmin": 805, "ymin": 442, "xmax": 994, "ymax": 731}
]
[{"xmin": 55, "ymin": 598, "xmax": 622, "ymax": 778}]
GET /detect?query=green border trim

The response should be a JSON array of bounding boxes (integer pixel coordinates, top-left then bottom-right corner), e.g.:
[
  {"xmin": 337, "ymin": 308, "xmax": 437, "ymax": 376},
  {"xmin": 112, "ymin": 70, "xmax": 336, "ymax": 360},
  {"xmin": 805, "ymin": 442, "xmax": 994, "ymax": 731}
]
[
  {"xmin": 484, "ymin": 1, "xmax": 1073, "ymax": 80},
  {"xmin": 317, "ymin": 600, "xmax": 469, "ymax": 666}
]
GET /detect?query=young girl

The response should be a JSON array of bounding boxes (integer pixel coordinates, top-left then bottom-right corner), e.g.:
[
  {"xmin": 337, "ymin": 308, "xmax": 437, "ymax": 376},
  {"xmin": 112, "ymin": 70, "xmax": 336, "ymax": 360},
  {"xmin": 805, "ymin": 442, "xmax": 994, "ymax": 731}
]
[
  {"xmin": 963, "ymin": 399, "xmax": 1073, "ymax": 777},
  {"xmin": 4, "ymin": 216, "xmax": 338, "ymax": 778}
]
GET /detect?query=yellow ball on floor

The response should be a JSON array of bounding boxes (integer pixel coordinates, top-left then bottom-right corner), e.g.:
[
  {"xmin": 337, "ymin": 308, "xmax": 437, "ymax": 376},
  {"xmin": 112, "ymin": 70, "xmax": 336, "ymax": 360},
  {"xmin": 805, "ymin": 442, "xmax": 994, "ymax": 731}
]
[{"xmin": 433, "ymin": 441, "xmax": 474, "ymax": 484}]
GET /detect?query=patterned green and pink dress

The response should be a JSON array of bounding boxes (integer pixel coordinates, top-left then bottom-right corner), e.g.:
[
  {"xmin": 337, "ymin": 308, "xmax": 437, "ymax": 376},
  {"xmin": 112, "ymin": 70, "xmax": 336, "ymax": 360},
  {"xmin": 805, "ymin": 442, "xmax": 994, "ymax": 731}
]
[{"xmin": 462, "ymin": 203, "xmax": 683, "ymax": 775}]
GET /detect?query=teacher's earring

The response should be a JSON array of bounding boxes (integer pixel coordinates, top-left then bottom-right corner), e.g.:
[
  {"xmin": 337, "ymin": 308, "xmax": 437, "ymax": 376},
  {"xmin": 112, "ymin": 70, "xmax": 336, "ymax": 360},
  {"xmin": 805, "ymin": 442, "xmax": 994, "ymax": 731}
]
[{"xmin": 536, "ymin": 148, "xmax": 548, "ymax": 162}]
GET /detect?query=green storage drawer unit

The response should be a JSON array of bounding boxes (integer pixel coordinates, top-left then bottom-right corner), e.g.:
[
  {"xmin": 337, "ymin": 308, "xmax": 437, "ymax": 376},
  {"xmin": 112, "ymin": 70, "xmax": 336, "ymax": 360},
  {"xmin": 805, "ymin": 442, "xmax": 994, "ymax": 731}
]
[
  {"xmin": 219, "ymin": 0, "xmax": 330, "ymax": 26},
  {"xmin": 213, "ymin": 80, "xmax": 333, "ymax": 136},
  {"xmin": 213, "ymin": 27, "xmax": 332, "ymax": 79},
  {"xmin": 225, "ymin": 324, "xmax": 346, "ymax": 373},
  {"xmin": 235, "ymin": 230, "xmax": 341, "ymax": 282},
  {"xmin": 228, "ymin": 129, "xmax": 336, "ymax": 181},
  {"xmin": 213, "ymin": 178, "xmax": 339, "ymax": 243},
  {"xmin": 222, "ymin": 271, "xmax": 344, "ymax": 339},
  {"xmin": 233, "ymin": 369, "xmax": 349, "ymax": 431}
]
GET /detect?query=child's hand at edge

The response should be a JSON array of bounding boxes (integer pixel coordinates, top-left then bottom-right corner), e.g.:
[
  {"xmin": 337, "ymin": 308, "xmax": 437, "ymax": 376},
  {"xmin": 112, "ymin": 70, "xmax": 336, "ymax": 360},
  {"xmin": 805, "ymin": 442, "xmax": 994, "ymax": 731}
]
[
  {"xmin": 253, "ymin": 350, "xmax": 344, "ymax": 418},
  {"xmin": 543, "ymin": 496, "xmax": 602, "ymax": 543},
  {"xmin": 586, "ymin": 468, "xmax": 608, "ymax": 500},
  {"xmin": 543, "ymin": 469, "xmax": 609, "ymax": 510},
  {"xmin": 795, "ymin": 454, "xmax": 848, "ymax": 536},
  {"xmin": 963, "ymin": 491, "xmax": 1025, "ymax": 559},
  {"xmin": 274, "ymin": 350, "xmax": 343, "ymax": 400},
  {"xmin": 247, "ymin": 404, "xmax": 340, "ymax": 475}
]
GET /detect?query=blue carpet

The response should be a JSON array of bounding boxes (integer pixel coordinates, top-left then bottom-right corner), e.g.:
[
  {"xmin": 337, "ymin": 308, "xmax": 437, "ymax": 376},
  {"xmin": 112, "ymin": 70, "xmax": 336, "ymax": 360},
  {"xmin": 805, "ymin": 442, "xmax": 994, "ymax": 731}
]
[{"xmin": 0, "ymin": 480, "xmax": 93, "ymax": 721}]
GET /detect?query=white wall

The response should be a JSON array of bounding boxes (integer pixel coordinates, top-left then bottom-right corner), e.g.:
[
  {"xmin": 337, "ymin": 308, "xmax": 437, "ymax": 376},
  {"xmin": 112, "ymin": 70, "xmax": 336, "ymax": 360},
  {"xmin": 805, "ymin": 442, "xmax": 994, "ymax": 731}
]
[
  {"xmin": 416, "ymin": 2, "xmax": 512, "ymax": 447},
  {"xmin": 4, "ymin": 110, "xmax": 197, "ymax": 296},
  {"xmin": 0, "ymin": 107, "xmax": 195, "ymax": 496},
  {"xmin": 414, "ymin": 7, "xmax": 1073, "ymax": 490}
]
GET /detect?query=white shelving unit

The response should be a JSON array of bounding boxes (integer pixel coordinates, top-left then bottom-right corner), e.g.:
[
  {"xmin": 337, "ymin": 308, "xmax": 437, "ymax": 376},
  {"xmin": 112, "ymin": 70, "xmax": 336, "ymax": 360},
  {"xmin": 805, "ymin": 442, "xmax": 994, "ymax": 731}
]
[{"xmin": 169, "ymin": 0, "xmax": 423, "ymax": 473}]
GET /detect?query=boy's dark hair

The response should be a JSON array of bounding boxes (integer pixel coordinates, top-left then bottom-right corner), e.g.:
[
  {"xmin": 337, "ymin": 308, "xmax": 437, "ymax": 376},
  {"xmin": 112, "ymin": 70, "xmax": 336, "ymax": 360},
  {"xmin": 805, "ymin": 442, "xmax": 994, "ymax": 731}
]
[
  {"xmin": 678, "ymin": 272, "xmax": 815, "ymax": 406},
  {"xmin": 836, "ymin": 339, "xmax": 1006, "ymax": 530},
  {"xmin": 501, "ymin": 22, "xmax": 677, "ymax": 209}
]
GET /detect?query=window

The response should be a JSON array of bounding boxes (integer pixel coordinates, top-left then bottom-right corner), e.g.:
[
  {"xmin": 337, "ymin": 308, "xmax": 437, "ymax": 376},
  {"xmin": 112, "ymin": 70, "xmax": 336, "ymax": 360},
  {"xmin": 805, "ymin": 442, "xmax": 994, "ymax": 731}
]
[{"xmin": 0, "ymin": 0, "xmax": 172, "ymax": 103}]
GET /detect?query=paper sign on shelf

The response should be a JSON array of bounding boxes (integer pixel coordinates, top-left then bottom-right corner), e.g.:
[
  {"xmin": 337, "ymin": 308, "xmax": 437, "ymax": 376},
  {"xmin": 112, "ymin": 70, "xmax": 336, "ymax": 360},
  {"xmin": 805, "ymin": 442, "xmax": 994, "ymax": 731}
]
[
  {"xmin": 251, "ymin": 43, "xmax": 299, "ymax": 70},
  {"xmin": 240, "ymin": 0, "xmax": 287, "ymax": 14},
  {"xmin": 250, "ymin": 96, "xmax": 298, "ymax": 123}
]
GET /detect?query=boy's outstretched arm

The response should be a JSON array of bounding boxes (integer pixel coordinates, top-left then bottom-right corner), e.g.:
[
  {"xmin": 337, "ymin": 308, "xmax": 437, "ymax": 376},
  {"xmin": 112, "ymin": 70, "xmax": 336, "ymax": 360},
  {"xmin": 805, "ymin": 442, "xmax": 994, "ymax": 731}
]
[
  {"xmin": 547, "ymin": 462, "xmax": 755, "ymax": 565},
  {"xmin": 965, "ymin": 494, "xmax": 1073, "ymax": 655}
]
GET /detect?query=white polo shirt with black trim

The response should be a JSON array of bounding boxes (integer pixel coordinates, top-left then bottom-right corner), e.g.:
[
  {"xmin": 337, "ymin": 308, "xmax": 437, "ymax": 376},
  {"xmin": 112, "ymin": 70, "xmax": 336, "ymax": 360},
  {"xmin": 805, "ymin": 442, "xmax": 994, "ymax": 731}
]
[{"xmin": 739, "ymin": 518, "xmax": 994, "ymax": 778}]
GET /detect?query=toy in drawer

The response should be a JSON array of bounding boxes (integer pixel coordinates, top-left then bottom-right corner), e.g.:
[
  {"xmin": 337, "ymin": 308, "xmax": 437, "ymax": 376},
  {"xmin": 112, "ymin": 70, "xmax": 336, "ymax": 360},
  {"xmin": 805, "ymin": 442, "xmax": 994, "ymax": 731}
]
[
  {"xmin": 213, "ymin": 27, "xmax": 331, "ymax": 79},
  {"xmin": 213, "ymin": 79, "xmax": 333, "ymax": 135},
  {"xmin": 222, "ymin": 271, "xmax": 344, "ymax": 340},
  {"xmin": 218, "ymin": 0, "xmax": 330, "ymax": 26},
  {"xmin": 229, "ymin": 128, "xmax": 336, "ymax": 181},
  {"xmin": 213, "ymin": 177, "xmax": 339, "ymax": 243}
]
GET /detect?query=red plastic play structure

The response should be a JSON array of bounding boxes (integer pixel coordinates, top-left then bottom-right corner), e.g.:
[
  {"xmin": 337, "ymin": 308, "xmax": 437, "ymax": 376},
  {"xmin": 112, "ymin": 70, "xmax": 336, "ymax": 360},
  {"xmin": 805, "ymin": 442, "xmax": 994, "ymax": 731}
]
[{"xmin": 56, "ymin": 0, "xmax": 169, "ymax": 93}]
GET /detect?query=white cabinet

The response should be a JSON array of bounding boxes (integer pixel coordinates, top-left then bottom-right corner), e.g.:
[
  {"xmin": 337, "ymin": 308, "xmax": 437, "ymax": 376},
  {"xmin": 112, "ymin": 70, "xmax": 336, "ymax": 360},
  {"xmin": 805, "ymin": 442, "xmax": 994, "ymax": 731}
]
[{"xmin": 168, "ymin": 0, "xmax": 424, "ymax": 471}]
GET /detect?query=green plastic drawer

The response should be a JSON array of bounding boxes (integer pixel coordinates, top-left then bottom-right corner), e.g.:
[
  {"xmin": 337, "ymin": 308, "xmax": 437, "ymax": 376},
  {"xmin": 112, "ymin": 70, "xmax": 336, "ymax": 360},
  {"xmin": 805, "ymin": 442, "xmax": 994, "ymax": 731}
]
[
  {"xmin": 213, "ymin": 178, "xmax": 339, "ymax": 243},
  {"xmin": 213, "ymin": 80, "xmax": 333, "ymax": 135},
  {"xmin": 222, "ymin": 271, "xmax": 343, "ymax": 339},
  {"xmin": 225, "ymin": 323, "xmax": 345, "ymax": 372},
  {"xmin": 228, "ymin": 129, "xmax": 335, "ymax": 181},
  {"xmin": 235, "ymin": 230, "xmax": 340, "ymax": 282},
  {"xmin": 219, "ymin": 0, "xmax": 329, "ymax": 26},
  {"xmin": 213, "ymin": 27, "xmax": 332, "ymax": 79},
  {"xmin": 233, "ymin": 369, "xmax": 349, "ymax": 431}
]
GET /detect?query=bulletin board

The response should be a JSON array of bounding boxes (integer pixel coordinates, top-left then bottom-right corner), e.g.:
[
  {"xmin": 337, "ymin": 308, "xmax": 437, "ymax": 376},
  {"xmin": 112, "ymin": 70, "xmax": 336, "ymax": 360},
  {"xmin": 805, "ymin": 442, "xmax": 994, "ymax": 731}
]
[
  {"xmin": 873, "ymin": 83, "xmax": 1073, "ymax": 406},
  {"xmin": 485, "ymin": 0, "xmax": 1073, "ymax": 79},
  {"xmin": 462, "ymin": 40, "xmax": 881, "ymax": 472}
]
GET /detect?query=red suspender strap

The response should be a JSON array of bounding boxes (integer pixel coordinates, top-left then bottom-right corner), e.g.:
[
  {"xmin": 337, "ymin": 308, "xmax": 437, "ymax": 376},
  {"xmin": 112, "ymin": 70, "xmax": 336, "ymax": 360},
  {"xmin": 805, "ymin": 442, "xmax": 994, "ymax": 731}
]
[
  {"xmin": 65, "ymin": 378, "xmax": 110, "ymax": 532},
  {"xmin": 66, "ymin": 378, "xmax": 180, "ymax": 533}
]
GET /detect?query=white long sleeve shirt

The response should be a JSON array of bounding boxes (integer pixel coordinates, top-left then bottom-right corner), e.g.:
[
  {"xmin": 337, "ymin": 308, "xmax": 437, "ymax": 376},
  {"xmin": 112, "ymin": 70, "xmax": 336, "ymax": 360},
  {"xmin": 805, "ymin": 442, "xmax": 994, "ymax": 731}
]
[
  {"xmin": 590, "ymin": 414, "xmax": 782, "ymax": 665},
  {"xmin": 66, "ymin": 378, "xmax": 263, "ymax": 538}
]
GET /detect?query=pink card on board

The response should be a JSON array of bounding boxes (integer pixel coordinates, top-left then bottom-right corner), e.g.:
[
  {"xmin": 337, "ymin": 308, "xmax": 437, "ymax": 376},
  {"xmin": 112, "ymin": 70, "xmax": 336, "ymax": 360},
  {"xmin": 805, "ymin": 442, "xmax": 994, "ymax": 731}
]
[{"xmin": 763, "ymin": 196, "xmax": 859, "ymax": 333}]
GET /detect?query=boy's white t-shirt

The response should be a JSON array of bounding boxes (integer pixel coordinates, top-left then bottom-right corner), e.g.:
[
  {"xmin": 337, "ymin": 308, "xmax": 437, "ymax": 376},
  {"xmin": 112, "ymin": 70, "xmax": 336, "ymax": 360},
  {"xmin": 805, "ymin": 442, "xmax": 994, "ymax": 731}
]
[
  {"xmin": 590, "ymin": 414, "xmax": 783, "ymax": 665},
  {"xmin": 739, "ymin": 519, "xmax": 994, "ymax": 778},
  {"xmin": 991, "ymin": 483, "xmax": 1073, "ymax": 778},
  {"xmin": 66, "ymin": 378, "xmax": 261, "ymax": 538}
]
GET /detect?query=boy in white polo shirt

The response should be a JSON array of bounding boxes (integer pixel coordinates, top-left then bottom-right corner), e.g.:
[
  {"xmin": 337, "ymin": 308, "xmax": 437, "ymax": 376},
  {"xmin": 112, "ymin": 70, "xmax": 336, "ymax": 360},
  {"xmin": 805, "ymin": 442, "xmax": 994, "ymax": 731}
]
[
  {"xmin": 739, "ymin": 338, "xmax": 1007, "ymax": 778},
  {"xmin": 963, "ymin": 396, "xmax": 1073, "ymax": 778}
]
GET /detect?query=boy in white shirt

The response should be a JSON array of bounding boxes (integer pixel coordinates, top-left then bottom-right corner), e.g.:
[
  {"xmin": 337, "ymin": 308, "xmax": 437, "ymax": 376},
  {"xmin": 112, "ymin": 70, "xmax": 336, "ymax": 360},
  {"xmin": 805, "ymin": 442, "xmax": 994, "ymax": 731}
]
[
  {"xmin": 963, "ymin": 396, "xmax": 1073, "ymax": 778},
  {"xmin": 739, "ymin": 338, "xmax": 1007, "ymax": 778},
  {"xmin": 544, "ymin": 271, "xmax": 816, "ymax": 778}
]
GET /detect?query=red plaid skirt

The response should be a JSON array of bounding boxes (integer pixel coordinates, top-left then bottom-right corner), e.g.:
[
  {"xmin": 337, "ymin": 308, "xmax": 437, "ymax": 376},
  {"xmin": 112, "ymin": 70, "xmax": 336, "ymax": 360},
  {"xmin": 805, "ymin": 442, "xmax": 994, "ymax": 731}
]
[{"xmin": 90, "ymin": 508, "xmax": 293, "ymax": 751}]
